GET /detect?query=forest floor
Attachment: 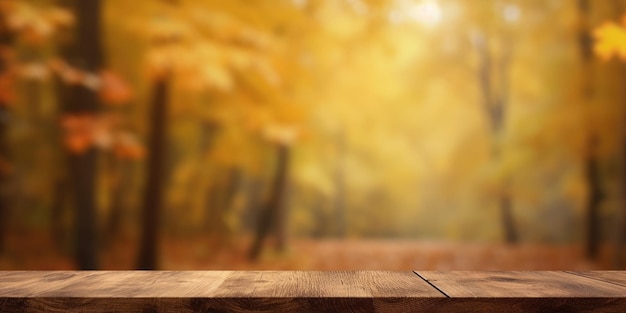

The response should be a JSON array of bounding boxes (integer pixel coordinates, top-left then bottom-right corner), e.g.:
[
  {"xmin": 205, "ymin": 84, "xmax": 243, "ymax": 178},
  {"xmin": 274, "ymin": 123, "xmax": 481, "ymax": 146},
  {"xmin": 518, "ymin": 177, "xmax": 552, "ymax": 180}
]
[{"xmin": 0, "ymin": 229, "xmax": 620, "ymax": 270}]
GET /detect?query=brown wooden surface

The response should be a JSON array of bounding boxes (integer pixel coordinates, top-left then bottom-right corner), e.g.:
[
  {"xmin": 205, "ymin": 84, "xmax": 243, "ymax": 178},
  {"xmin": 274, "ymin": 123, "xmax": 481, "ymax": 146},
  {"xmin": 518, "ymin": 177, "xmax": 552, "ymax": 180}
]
[
  {"xmin": 1, "ymin": 271, "xmax": 626, "ymax": 312},
  {"xmin": 415, "ymin": 271, "xmax": 626, "ymax": 312},
  {"xmin": 567, "ymin": 271, "xmax": 626, "ymax": 287},
  {"xmin": 415, "ymin": 271, "xmax": 626, "ymax": 297}
]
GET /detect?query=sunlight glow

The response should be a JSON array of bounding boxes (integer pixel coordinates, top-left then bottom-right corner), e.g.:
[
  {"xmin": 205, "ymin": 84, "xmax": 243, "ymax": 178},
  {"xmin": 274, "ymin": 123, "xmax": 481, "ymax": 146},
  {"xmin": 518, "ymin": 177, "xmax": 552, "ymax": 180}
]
[
  {"xmin": 412, "ymin": 1, "xmax": 442, "ymax": 26},
  {"xmin": 346, "ymin": 0, "xmax": 368, "ymax": 15},
  {"xmin": 389, "ymin": 0, "xmax": 442, "ymax": 27},
  {"xmin": 291, "ymin": 0, "xmax": 307, "ymax": 8},
  {"xmin": 502, "ymin": 4, "xmax": 520, "ymax": 23}
]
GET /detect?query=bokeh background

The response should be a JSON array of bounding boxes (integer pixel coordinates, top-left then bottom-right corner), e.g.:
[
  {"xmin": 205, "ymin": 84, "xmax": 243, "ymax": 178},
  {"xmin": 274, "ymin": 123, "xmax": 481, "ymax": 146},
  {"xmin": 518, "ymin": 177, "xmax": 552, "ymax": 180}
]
[{"xmin": 0, "ymin": 0, "xmax": 626, "ymax": 270}]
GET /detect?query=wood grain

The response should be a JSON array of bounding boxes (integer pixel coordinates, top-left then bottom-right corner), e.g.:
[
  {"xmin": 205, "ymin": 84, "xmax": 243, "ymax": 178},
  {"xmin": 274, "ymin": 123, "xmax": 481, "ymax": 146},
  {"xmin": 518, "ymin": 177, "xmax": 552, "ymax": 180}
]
[
  {"xmin": 415, "ymin": 271, "xmax": 626, "ymax": 313},
  {"xmin": 1, "ymin": 271, "xmax": 626, "ymax": 312},
  {"xmin": 567, "ymin": 271, "xmax": 626, "ymax": 287},
  {"xmin": 415, "ymin": 271, "xmax": 626, "ymax": 297},
  {"xmin": 1, "ymin": 271, "xmax": 231, "ymax": 297},
  {"xmin": 213, "ymin": 271, "xmax": 442, "ymax": 297},
  {"xmin": 0, "ymin": 271, "xmax": 443, "ymax": 312},
  {"xmin": 201, "ymin": 271, "xmax": 445, "ymax": 312}
]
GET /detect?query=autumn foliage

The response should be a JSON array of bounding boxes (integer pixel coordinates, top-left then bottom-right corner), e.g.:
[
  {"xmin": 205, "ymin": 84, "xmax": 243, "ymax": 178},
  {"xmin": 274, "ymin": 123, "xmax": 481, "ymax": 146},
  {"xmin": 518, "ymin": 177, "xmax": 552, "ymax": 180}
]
[
  {"xmin": 0, "ymin": 0, "xmax": 625, "ymax": 270},
  {"xmin": 594, "ymin": 16, "xmax": 626, "ymax": 60}
]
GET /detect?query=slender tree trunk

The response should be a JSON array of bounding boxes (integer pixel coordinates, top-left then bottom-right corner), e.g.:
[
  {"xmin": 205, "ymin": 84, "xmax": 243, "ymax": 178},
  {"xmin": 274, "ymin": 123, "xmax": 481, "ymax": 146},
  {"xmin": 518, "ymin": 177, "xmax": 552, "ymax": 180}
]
[
  {"xmin": 50, "ymin": 176, "xmax": 68, "ymax": 249},
  {"xmin": 499, "ymin": 189, "xmax": 518, "ymax": 244},
  {"xmin": 0, "ymin": 6, "xmax": 14, "ymax": 254},
  {"xmin": 248, "ymin": 144, "xmax": 290, "ymax": 260},
  {"xmin": 137, "ymin": 77, "xmax": 170, "ymax": 270},
  {"xmin": 242, "ymin": 175, "xmax": 262, "ymax": 232},
  {"xmin": 183, "ymin": 121, "xmax": 218, "ymax": 230},
  {"xmin": 585, "ymin": 143, "xmax": 602, "ymax": 258},
  {"xmin": 49, "ymin": 0, "xmax": 72, "ymax": 253},
  {"xmin": 615, "ymin": 131, "xmax": 625, "ymax": 268},
  {"xmin": 334, "ymin": 130, "xmax": 347, "ymax": 238},
  {"xmin": 474, "ymin": 32, "xmax": 518, "ymax": 244},
  {"xmin": 198, "ymin": 120, "xmax": 218, "ymax": 222},
  {"xmin": 66, "ymin": 0, "xmax": 104, "ymax": 269},
  {"xmin": 615, "ymin": 63, "xmax": 626, "ymax": 268},
  {"xmin": 200, "ymin": 121, "xmax": 218, "ymax": 152},
  {"xmin": 51, "ymin": 77, "xmax": 70, "ymax": 252},
  {"xmin": 311, "ymin": 194, "xmax": 328, "ymax": 238},
  {"xmin": 205, "ymin": 172, "xmax": 223, "ymax": 234},
  {"xmin": 494, "ymin": 143, "xmax": 518, "ymax": 244},
  {"xmin": 0, "ymin": 106, "xmax": 9, "ymax": 254},
  {"xmin": 22, "ymin": 65, "xmax": 43, "ymax": 123},
  {"xmin": 610, "ymin": 0, "xmax": 626, "ymax": 270},
  {"xmin": 205, "ymin": 166, "xmax": 240, "ymax": 238},
  {"xmin": 223, "ymin": 167, "xmax": 241, "ymax": 213},
  {"xmin": 577, "ymin": 0, "xmax": 604, "ymax": 259},
  {"xmin": 274, "ymin": 177, "xmax": 290, "ymax": 252},
  {"xmin": 68, "ymin": 149, "xmax": 98, "ymax": 268},
  {"xmin": 19, "ymin": 50, "xmax": 45, "ymax": 224},
  {"xmin": 106, "ymin": 158, "xmax": 132, "ymax": 243}
]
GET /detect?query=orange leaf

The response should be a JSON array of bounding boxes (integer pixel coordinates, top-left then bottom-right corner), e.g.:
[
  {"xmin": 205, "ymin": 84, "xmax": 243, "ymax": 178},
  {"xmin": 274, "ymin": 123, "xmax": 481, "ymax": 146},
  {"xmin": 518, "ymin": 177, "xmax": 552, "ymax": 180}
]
[
  {"xmin": 114, "ymin": 143, "xmax": 145, "ymax": 160},
  {"xmin": 99, "ymin": 70, "xmax": 133, "ymax": 105},
  {"xmin": 114, "ymin": 132, "xmax": 145, "ymax": 160},
  {"xmin": 60, "ymin": 114, "xmax": 96, "ymax": 154},
  {"xmin": 0, "ymin": 73, "xmax": 15, "ymax": 105},
  {"xmin": 64, "ymin": 132, "xmax": 92, "ymax": 154}
]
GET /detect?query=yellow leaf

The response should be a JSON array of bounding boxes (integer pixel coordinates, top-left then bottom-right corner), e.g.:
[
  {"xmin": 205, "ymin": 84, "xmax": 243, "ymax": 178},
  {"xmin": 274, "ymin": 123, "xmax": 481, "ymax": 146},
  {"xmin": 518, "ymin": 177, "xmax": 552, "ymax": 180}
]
[{"xmin": 593, "ymin": 21, "xmax": 626, "ymax": 61}]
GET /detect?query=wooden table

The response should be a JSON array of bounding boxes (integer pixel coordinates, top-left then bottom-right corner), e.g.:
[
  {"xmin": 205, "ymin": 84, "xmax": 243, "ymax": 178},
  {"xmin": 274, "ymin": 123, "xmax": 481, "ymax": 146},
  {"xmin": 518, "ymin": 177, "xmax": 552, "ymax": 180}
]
[{"xmin": 1, "ymin": 271, "xmax": 625, "ymax": 312}]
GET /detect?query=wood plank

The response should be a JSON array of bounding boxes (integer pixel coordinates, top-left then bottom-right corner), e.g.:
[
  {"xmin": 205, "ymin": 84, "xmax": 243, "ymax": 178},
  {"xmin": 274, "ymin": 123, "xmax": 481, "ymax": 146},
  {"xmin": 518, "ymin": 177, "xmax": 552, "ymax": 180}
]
[
  {"xmin": 1, "ymin": 271, "xmax": 231, "ymax": 297},
  {"xmin": 414, "ymin": 271, "xmax": 626, "ymax": 312},
  {"xmin": 0, "ymin": 271, "xmax": 99, "ymax": 297},
  {"xmin": 4, "ymin": 296, "xmax": 625, "ymax": 313},
  {"xmin": 0, "ymin": 271, "xmax": 444, "ymax": 313},
  {"xmin": 416, "ymin": 271, "xmax": 626, "ymax": 297},
  {"xmin": 213, "ymin": 271, "xmax": 442, "ymax": 297},
  {"xmin": 3, "ymin": 271, "xmax": 626, "ymax": 312},
  {"xmin": 567, "ymin": 271, "xmax": 626, "ymax": 287},
  {"xmin": 203, "ymin": 271, "xmax": 444, "ymax": 312}
]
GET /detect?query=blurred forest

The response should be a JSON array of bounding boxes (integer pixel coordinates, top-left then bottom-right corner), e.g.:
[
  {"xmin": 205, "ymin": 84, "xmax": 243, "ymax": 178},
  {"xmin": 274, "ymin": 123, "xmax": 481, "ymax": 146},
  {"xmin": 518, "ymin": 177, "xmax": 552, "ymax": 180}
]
[{"xmin": 1, "ymin": 0, "xmax": 626, "ymax": 270}]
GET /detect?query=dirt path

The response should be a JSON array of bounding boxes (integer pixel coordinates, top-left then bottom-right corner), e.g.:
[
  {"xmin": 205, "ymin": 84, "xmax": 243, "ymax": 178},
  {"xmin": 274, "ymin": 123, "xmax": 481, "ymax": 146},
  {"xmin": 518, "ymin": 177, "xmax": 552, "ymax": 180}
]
[
  {"xmin": 0, "ymin": 231, "xmax": 615, "ymax": 270},
  {"xmin": 158, "ymin": 238, "xmax": 607, "ymax": 270}
]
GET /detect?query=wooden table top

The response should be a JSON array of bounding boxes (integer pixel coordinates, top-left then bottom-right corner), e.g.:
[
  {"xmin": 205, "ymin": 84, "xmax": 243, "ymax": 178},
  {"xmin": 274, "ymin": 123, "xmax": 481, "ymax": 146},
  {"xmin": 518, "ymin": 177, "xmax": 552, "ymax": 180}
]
[{"xmin": 1, "ymin": 271, "xmax": 625, "ymax": 312}]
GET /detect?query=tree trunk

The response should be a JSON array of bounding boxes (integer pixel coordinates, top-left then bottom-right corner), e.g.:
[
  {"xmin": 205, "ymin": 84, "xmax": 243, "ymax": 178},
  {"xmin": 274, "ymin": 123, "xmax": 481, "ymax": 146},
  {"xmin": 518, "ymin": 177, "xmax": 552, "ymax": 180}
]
[
  {"xmin": 585, "ymin": 144, "xmax": 602, "ymax": 258},
  {"xmin": 49, "ymin": 0, "xmax": 72, "ymax": 254},
  {"xmin": 66, "ymin": 0, "xmax": 104, "ymax": 269},
  {"xmin": 242, "ymin": 175, "xmax": 262, "ymax": 232},
  {"xmin": 577, "ymin": 0, "xmax": 604, "ymax": 259},
  {"xmin": 274, "ymin": 177, "xmax": 290, "ymax": 252},
  {"xmin": 205, "ymin": 166, "xmax": 241, "ymax": 247},
  {"xmin": 610, "ymin": 0, "xmax": 626, "ymax": 270},
  {"xmin": 0, "ymin": 106, "xmax": 9, "ymax": 254},
  {"xmin": 311, "ymin": 194, "xmax": 328, "ymax": 238},
  {"xmin": 50, "ymin": 176, "xmax": 69, "ymax": 250},
  {"xmin": 106, "ymin": 158, "xmax": 132, "ymax": 243},
  {"xmin": 0, "ymin": 6, "xmax": 14, "ymax": 254},
  {"xmin": 205, "ymin": 174, "xmax": 223, "ymax": 234},
  {"xmin": 499, "ymin": 189, "xmax": 518, "ymax": 244},
  {"xmin": 184, "ymin": 121, "xmax": 218, "ymax": 229},
  {"xmin": 615, "ymin": 63, "xmax": 626, "ymax": 268},
  {"xmin": 615, "ymin": 134, "xmax": 625, "ymax": 268},
  {"xmin": 248, "ymin": 144, "xmax": 290, "ymax": 260},
  {"xmin": 494, "ymin": 143, "xmax": 518, "ymax": 245},
  {"xmin": 137, "ymin": 77, "xmax": 170, "ymax": 270},
  {"xmin": 474, "ymin": 31, "xmax": 518, "ymax": 244},
  {"xmin": 334, "ymin": 130, "xmax": 347, "ymax": 238},
  {"xmin": 68, "ymin": 149, "xmax": 98, "ymax": 269},
  {"xmin": 223, "ymin": 167, "xmax": 241, "ymax": 214}
]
